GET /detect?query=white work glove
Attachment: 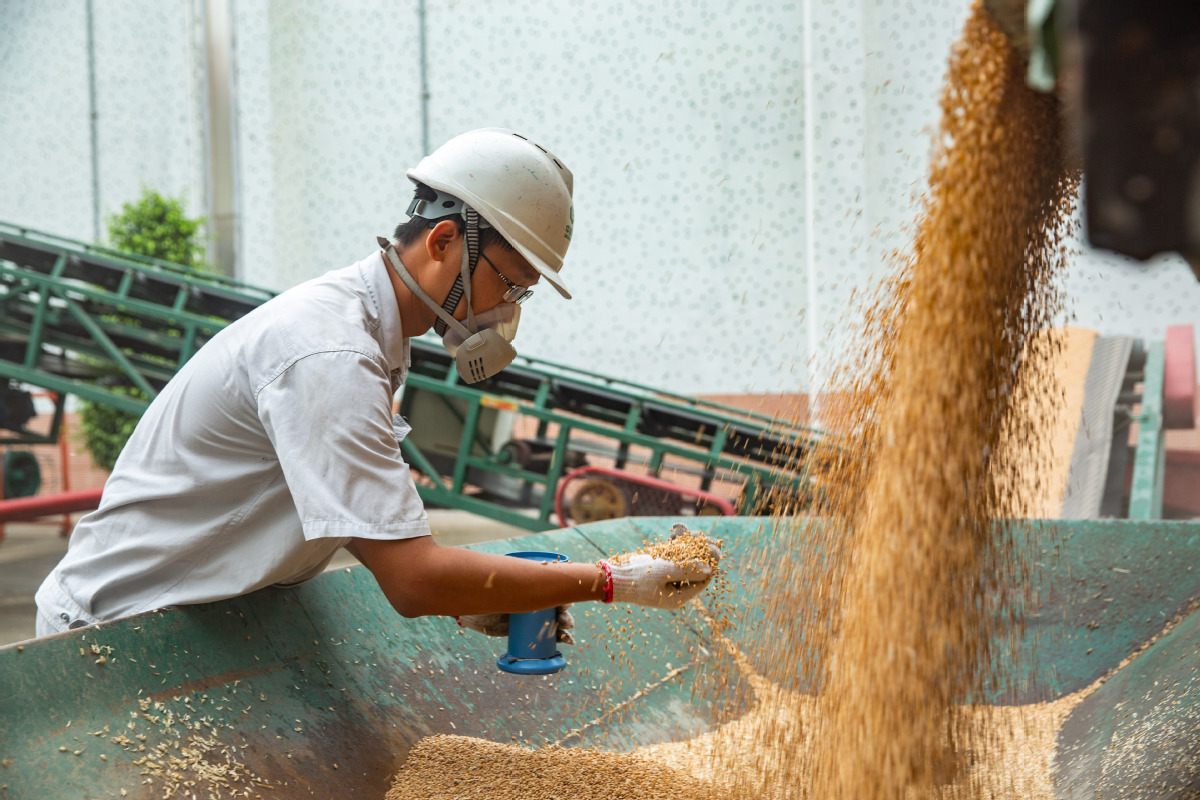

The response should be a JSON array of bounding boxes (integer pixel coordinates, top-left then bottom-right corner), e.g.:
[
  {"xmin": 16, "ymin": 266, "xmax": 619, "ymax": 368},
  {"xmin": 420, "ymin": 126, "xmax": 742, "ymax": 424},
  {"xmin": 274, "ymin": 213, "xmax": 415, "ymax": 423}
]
[
  {"xmin": 599, "ymin": 555, "xmax": 714, "ymax": 609},
  {"xmin": 599, "ymin": 525, "xmax": 722, "ymax": 610},
  {"xmin": 454, "ymin": 606, "xmax": 576, "ymax": 645}
]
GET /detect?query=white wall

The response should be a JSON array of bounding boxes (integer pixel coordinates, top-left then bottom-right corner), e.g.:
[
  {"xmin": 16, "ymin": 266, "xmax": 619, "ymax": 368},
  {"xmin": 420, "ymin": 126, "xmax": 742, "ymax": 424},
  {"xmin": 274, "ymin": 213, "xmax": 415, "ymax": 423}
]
[
  {"xmin": 422, "ymin": 0, "xmax": 811, "ymax": 393},
  {"xmin": 0, "ymin": 1, "xmax": 205, "ymax": 243},
  {"xmin": 4, "ymin": 0, "xmax": 1200, "ymax": 396},
  {"xmin": 231, "ymin": 0, "xmax": 426, "ymax": 289}
]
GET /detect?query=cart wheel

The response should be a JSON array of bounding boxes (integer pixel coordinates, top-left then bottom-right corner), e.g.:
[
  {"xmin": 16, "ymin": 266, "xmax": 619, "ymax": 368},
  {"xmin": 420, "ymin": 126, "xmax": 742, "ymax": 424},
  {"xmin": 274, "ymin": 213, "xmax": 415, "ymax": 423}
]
[
  {"xmin": 2, "ymin": 450, "xmax": 41, "ymax": 498},
  {"xmin": 499, "ymin": 439, "xmax": 534, "ymax": 467},
  {"xmin": 569, "ymin": 478, "xmax": 630, "ymax": 523}
]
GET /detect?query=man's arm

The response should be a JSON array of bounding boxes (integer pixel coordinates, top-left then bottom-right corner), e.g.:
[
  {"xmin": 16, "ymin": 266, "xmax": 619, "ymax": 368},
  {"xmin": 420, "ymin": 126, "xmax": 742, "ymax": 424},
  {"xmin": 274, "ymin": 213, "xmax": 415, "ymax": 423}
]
[{"xmin": 350, "ymin": 535, "xmax": 607, "ymax": 618}]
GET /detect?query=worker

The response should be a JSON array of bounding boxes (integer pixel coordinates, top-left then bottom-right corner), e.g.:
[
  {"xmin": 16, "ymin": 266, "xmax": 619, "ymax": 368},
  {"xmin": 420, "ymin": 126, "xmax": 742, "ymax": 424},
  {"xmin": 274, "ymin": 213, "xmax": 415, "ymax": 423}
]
[{"xmin": 34, "ymin": 128, "xmax": 720, "ymax": 643}]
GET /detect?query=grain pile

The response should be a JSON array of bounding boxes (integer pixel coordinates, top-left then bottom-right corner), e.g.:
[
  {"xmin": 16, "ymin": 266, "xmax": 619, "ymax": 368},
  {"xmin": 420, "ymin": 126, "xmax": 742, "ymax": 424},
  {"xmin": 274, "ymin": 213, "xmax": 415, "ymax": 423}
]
[
  {"xmin": 382, "ymin": 619, "xmax": 1094, "ymax": 800},
  {"xmin": 638, "ymin": 647, "xmax": 1095, "ymax": 800},
  {"xmin": 383, "ymin": 735, "xmax": 714, "ymax": 800}
]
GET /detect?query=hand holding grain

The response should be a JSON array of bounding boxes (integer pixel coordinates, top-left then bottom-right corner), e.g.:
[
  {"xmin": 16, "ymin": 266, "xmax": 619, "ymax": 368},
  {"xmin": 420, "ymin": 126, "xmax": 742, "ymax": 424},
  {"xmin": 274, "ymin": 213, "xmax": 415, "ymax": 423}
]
[{"xmin": 601, "ymin": 526, "xmax": 724, "ymax": 610}]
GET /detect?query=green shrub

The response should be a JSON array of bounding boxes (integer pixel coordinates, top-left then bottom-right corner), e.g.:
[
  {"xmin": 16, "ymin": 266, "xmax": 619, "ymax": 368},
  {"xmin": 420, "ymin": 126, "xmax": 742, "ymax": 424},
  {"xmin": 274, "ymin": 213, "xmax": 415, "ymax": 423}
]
[
  {"xmin": 106, "ymin": 188, "xmax": 209, "ymax": 270},
  {"xmin": 78, "ymin": 386, "xmax": 147, "ymax": 472},
  {"xmin": 78, "ymin": 189, "xmax": 208, "ymax": 470}
]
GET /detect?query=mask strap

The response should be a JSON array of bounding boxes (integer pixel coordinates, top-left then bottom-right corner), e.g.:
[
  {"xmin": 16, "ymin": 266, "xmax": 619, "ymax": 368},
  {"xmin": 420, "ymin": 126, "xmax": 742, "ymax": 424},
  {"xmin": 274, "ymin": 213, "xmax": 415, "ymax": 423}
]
[
  {"xmin": 462, "ymin": 206, "xmax": 482, "ymax": 332},
  {"xmin": 377, "ymin": 238, "xmax": 473, "ymax": 340},
  {"xmin": 433, "ymin": 206, "xmax": 483, "ymax": 336}
]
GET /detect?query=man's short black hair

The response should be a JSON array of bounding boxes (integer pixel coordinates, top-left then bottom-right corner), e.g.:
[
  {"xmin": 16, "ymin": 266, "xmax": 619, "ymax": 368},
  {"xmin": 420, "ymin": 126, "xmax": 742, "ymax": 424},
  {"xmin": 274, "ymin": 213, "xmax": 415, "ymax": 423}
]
[{"xmin": 393, "ymin": 182, "xmax": 514, "ymax": 251}]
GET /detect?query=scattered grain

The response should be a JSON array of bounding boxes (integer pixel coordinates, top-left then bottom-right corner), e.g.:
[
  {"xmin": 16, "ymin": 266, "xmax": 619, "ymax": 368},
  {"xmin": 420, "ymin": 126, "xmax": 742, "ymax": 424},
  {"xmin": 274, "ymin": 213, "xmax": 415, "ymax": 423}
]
[{"xmin": 386, "ymin": 3, "xmax": 1084, "ymax": 798}]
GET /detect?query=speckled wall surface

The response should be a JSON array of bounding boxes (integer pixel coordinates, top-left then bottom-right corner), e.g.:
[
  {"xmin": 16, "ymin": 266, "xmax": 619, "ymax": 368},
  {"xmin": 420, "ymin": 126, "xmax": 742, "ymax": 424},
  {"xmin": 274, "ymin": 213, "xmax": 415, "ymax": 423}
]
[
  {"xmin": 3, "ymin": 1, "xmax": 1200, "ymax": 395},
  {"xmin": 2, "ymin": 2, "xmax": 97, "ymax": 238},
  {"xmin": 0, "ymin": 1, "xmax": 206, "ymax": 242},
  {"xmin": 230, "ymin": 0, "xmax": 425, "ymax": 289},
  {"xmin": 416, "ymin": 1, "xmax": 811, "ymax": 393}
]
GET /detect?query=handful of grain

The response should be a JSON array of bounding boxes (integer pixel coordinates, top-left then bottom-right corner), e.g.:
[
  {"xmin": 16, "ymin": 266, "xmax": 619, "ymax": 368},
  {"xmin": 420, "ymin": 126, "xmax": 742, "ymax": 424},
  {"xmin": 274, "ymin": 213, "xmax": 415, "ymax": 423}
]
[
  {"xmin": 607, "ymin": 525, "xmax": 723, "ymax": 573},
  {"xmin": 601, "ymin": 525, "xmax": 728, "ymax": 610}
]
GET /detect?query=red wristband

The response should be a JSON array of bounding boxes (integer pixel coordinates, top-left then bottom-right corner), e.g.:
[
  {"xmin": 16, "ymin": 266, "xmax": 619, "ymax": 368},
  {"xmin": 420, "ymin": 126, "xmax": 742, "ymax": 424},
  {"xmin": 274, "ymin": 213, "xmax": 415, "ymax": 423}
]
[{"xmin": 597, "ymin": 561, "xmax": 614, "ymax": 604}]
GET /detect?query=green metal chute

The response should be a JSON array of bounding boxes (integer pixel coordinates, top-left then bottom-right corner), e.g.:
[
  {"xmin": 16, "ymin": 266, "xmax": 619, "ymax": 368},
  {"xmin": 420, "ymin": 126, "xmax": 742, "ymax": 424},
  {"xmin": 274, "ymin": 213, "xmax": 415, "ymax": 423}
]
[
  {"xmin": 4, "ymin": 516, "xmax": 1200, "ymax": 797},
  {"xmin": 0, "ymin": 518, "xmax": 757, "ymax": 798}
]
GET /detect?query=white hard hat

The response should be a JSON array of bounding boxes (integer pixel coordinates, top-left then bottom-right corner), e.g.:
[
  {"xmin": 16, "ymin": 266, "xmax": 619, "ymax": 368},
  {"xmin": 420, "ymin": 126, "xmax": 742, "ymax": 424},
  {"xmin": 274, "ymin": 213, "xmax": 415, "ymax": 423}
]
[{"xmin": 407, "ymin": 128, "xmax": 575, "ymax": 299}]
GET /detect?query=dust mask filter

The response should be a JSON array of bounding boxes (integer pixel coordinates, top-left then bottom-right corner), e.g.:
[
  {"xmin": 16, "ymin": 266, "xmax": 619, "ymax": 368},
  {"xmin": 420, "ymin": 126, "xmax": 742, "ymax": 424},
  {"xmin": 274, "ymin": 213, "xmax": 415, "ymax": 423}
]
[
  {"xmin": 451, "ymin": 327, "xmax": 518, "ymax": 383},
  {"xmin": 443, "ymin": 304, "xmax": 520, "ymax": 383}
]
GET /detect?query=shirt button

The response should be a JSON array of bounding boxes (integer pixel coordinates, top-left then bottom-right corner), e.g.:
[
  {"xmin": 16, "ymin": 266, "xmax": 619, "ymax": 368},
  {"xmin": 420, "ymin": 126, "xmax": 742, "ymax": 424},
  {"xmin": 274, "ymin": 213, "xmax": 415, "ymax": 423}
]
[{"xmin": 60, "ymin": 613, "xmax": 70, "ymax": 623}]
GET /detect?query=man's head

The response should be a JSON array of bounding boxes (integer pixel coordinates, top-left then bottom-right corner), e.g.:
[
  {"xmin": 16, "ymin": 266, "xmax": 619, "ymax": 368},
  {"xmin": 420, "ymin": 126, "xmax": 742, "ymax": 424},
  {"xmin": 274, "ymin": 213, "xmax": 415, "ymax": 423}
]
[
  {"xmin": 392, "ymin": 182, "xmax": 513, "ymax": 254},
  {"xmin": 394, "ymin": 128, "xmax": 573, "ymax": 319},
  {"xmin": 404, "ymin": 128, "xmax": 574, "ymax": 297},
  {"xmin": 392, "ymin": 207, "xmax": 540, "ymax": 323},
  {"xmin": 383, "ymin": 129, "xmax": 574, "ymax": 382}
]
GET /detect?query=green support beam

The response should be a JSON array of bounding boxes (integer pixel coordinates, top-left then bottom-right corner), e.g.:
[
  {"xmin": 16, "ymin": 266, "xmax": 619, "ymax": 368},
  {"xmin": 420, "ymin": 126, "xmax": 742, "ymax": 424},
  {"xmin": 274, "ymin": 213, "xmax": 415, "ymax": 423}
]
[{"xmin": 0, "ymin": 362, "xmax": 148, "ymax": 415}]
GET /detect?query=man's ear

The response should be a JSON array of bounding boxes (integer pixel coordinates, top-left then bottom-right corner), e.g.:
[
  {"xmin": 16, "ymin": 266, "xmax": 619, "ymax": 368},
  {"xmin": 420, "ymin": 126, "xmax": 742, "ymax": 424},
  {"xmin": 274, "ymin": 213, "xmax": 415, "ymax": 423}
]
[{"xmin": 425, "ymin": 219, "xmax": 460, "ymax": 264}]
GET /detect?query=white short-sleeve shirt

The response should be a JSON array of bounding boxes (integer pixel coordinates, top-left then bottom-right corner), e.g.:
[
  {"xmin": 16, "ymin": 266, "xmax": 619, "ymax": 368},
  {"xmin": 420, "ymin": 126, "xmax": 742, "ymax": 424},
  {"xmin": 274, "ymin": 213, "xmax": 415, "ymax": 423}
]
[{"xmin": 36, "ymin": 250, "xmax": 430, "ymax": 631}]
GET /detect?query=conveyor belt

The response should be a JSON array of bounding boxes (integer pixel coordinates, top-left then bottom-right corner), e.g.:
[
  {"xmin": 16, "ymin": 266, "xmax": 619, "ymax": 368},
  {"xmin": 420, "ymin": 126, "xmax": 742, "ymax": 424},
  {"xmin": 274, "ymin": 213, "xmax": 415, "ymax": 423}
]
[
  {"xmin": 0, "ymin": 223, "xmax": 272, "ymax": 319},
  {"xmin": 0, "ymin": 222, "xmax": 274, "ymax": 412}
]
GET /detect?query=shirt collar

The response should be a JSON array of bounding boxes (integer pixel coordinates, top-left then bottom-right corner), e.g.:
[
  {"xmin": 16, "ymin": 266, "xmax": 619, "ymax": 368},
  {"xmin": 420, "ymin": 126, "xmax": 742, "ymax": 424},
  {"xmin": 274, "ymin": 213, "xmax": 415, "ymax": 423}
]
[{"xmin": 360, "ymin": 250, "xmax": 411, "ymax": 373}]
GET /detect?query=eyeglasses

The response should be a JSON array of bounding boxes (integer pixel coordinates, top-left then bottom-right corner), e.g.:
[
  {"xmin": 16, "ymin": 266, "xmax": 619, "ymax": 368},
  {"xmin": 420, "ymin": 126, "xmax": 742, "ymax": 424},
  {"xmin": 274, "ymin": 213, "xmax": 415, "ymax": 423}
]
[{"xmin": 480, "ymin": 252, "xmax": 534, "ymax": 305}]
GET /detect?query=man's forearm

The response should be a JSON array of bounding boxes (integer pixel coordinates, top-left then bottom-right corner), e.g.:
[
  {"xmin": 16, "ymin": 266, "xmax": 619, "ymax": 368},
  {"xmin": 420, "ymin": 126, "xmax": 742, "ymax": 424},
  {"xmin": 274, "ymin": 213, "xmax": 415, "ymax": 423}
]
[
  {"xmin": 410, "ymin": 546, "xmax": 606, "ymax": 616},
  {"xmin": 353, "ymin": 535, "xmax": 607, "ymax": 618}
]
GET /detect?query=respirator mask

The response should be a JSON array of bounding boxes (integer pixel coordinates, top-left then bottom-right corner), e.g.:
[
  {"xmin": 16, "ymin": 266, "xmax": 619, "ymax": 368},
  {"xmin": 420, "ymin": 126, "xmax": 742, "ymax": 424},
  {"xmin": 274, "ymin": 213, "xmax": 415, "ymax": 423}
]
[
  {"xmin": 377, "ymin": 235, "xmax": 521, "ymax": 384},
  {"xmin": 440, "ymin": 303, "xmax": 521, "ymax": 357}
]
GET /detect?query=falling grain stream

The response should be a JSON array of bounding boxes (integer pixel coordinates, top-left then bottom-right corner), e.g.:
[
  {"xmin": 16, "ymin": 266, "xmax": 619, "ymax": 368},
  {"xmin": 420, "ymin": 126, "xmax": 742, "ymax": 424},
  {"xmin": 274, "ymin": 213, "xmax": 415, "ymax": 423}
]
[{"xmin": 802, "ymin": 3, "xmax": 1076, "ymax": 797}]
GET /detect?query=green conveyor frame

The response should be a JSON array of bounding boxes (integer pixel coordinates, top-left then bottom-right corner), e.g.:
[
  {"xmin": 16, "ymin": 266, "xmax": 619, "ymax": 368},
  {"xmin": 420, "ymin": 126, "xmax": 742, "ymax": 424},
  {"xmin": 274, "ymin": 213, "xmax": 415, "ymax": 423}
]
[
  {"xmin": 3, "ymin": 515, "xmax": 1200, "ymax": 798},
  {"xmin": 0, "ymin": 221, "xmax": 826, "ymax": 526},
  {"xmin": 0, "ymin": 221, "xmax": 274, "ymax": 414}
]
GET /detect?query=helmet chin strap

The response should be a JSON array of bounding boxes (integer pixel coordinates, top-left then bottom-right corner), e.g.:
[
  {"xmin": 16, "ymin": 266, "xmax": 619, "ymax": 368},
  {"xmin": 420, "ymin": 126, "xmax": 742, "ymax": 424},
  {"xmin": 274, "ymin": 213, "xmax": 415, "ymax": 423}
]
[{"xmin": 377, "ymin": 237, "xmax": 473, "ymax": 340}]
